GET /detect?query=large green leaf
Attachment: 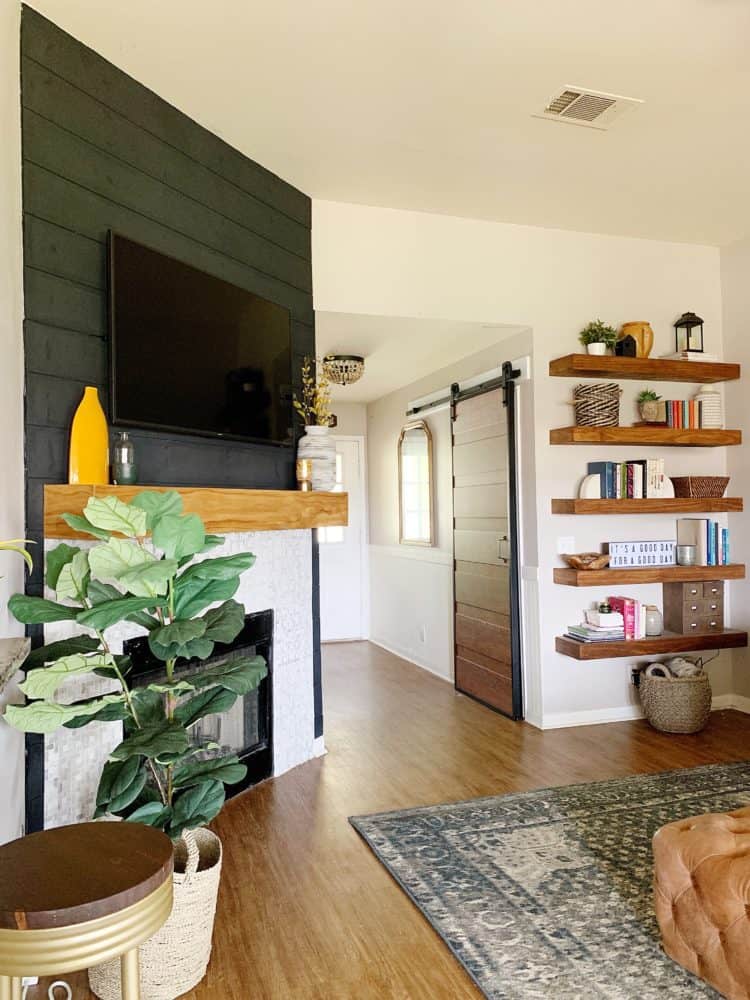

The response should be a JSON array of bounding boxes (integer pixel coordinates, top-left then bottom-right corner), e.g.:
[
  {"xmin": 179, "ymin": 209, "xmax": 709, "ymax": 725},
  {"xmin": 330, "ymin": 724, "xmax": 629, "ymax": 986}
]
[
  {"xmin": 152, "ymin": 513, "xmax": 206, "ymax": 561},
  {"xmin": 200, "ymin": 600, "xmax": 245, "ymax": 644},
  {"xmin": 22, "ymin": 636, "xmax": 100, "ymax": 671},
  {"xmin": 169, "ymin": 779, "xmax": 225, "ymax": 837},
  {"xmin": 173, "ymin": 753, "xmax": 247, "ymax": 789},
  {"xmin": 130, "ymin": 490, "xmax": 183, "ymax": 530},
  {"xmin": 55, "ymin": 550, "xmax": 90, "ymax": 602},
  {"xmin": 8, "ymin": 594, "xmax": 79, "ymax": 625},
  {"xmin": 77, "ymin": 595, "xmax": 165, "ymax": 631},
  {"xmin": 84, "ymin": 496, "xmax": 147, "ymax": 537},
  {"xmin": 87, "ymin": 579, "xmax": 122, "ymax": 604},
  {"xmin": 110, "ymin": 720, "xmax": 190, "ymax": 762},
  {"xmin": 174, "ymin": 686, "xmax": 237, "ymax": 728},
  {"xmin": 61, "ymin": 513, "xmax": 111, "ymax": 541},
  {"xmin": 125, "ymin": 802, "xmax": 172, "ymax": 829},
  {"xmin": 178, "ymin": 552, "xmax": 255, "ymax": 584},
  {"xmin": 89, "ymin": 536, "xmax": 155, "ymax": 584},
  {"xmin": 173, "ymin": 576, "xmax": 240, "ymax": 619},
  {"xmin": 96, "ymin": 757, "xmax": 147, "ymax": 815},
  {"xmin": 148, "ymin": 619, "xmax": 211, "ymax": 662},
  {"xmin": 62, "ymin": 695, "xmax": 130, "ymax": 729},
  {"xmin": 45, "ymin": 543, "xmax": 81, "ymax": 589},
  {"xmin": 191, "ymin": 655, "xmax": 267, "ymax": 696},
  {"xmin": 118, "ymin": 558, "xmax": 178, "ymax": 598},
  {"xmin": 4, "ymin": 694, "xmax": 126, "ymax": 734},
  {"xmin": 129, "ymin": 687, "xmax": 166, "ymax": 728},
  {"xmin": 20, "ymin": 652, "xmax": 111, "ymax": 700}
]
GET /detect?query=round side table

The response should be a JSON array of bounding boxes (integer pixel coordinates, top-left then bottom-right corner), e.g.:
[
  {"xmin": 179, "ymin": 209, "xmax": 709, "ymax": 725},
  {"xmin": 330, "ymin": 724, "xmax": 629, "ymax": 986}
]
[{"xmin": 0, "ymin": 823, "xmax": 173, "ymax": 1000}]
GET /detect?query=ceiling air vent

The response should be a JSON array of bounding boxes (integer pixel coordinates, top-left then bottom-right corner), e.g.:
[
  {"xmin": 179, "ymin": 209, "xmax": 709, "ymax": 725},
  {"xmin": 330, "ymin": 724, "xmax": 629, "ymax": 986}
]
[{"xmin": 535, "ymin": 87, "xmax": 643, "ymax": 130}]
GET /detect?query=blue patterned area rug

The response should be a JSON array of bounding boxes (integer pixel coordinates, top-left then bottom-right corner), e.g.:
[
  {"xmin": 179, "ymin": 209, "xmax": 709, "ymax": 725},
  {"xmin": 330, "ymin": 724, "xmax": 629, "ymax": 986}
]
[{"xmin": 351, "ymin": 762, "xmax": 750, "ymax": 999}]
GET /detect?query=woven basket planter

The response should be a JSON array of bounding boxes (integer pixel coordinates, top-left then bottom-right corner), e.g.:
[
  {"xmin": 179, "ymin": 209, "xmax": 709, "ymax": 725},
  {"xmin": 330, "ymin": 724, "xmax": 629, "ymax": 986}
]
[
  {"xmin": 639, "ymin": 674, "xmax": 712, "ymax": 734},
  {"xmin": 670, "ymin": 476, "xmax": 730, "ymax": 499},
  {"xmin": 573, "ymin": 383, "xmax": 621, "ymax": 428},
  {"xmin": 89, "ymin": 828, "xmax": 222, "ymax": 1000}
]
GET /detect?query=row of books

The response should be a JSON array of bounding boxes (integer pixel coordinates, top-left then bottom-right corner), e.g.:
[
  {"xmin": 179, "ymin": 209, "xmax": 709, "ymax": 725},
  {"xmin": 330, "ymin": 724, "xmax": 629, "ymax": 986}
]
[
  {"xmin": 566, "ymin": 596, "xmax": 649, "ymax": 642},
  {"xmin": 677, "ymin": 519, "xmax": 731, "ymax": 566},
  {"xmin": 588, "ymin": 460, "xmax": 667, "ymax": 499},
  {"xmin": 663, "ymin": 400, "xmax": 703, "ymax": 429}
]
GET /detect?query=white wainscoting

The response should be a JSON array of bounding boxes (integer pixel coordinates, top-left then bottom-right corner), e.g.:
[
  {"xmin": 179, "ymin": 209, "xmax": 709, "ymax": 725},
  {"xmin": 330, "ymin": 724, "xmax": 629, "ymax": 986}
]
[{"xmin": 369, "ymin": 544, "xmax": 454, "ymax": 681}]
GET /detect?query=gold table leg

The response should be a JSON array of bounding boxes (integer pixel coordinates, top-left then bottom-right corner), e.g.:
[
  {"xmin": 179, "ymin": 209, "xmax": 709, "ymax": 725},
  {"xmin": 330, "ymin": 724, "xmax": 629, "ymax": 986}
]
[
  {"xmin": 121, "ymin": 947, "xmax": 140, "ymax": 1000},
  {"xmin": 0, "ymin": 977, "xmax": 21, "ymax": 1000}
]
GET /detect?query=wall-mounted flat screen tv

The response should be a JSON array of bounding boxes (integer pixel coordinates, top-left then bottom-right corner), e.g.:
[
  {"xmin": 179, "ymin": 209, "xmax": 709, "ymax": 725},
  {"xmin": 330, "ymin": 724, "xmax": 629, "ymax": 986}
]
[{"xmin": 109, "ymin": 232, "xmax": 293, "ymax": 445}]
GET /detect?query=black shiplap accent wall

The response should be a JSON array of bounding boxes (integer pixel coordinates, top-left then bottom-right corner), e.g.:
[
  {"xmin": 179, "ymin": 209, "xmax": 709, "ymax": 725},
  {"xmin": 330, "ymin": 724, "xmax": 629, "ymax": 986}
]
[{"xmin": 21, "ymin": 7, "xmax": 323, "ymax": 828}]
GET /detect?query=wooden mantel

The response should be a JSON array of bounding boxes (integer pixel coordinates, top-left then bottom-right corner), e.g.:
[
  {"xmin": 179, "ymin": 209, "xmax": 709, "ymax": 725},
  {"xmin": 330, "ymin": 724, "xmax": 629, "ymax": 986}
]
[{"xmin": 44, "ymin": 484, "xmax": 348, "ymax": 539}]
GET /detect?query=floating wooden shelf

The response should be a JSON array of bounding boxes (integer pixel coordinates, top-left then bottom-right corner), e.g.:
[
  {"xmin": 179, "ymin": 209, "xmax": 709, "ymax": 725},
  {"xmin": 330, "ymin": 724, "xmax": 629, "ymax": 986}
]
[
  {"xmin": 550, "ymin": 426, "xmax": 741, "ymax": 447},
  {"xmin": 549, "ymin": 354, "xmax": 741, "ymax": 383},
  {"xmin": 554, "ymin": 564, "xmax": 746, "ymax": 587},
  {"xmin": 44, "ymin": 484, "xmax": 348, "ymax": 538},
  {"xmin": 551, "ymin": 497, "xmax": 743, "ymax": 515},
  {"xmin": 556, "ymin": 630, "xmax": 748, "ymax": 660}
]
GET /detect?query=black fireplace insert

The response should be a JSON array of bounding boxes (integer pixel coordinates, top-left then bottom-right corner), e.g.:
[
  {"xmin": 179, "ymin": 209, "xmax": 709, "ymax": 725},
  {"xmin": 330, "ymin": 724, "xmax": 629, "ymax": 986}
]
[{"xmin": 124, "ymin": 608, "xmax": 273, "ymax": 796}]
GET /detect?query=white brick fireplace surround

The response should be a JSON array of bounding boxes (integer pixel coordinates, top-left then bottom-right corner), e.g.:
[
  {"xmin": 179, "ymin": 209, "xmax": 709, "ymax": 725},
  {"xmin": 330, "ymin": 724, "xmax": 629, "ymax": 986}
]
[{"xmin": 37, "ymin": 487, "xmax": 348, "ymax": 829}]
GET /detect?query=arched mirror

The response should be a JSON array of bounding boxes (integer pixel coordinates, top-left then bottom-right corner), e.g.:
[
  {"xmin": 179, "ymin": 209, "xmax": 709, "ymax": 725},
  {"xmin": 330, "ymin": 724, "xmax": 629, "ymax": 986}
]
[{"xmin": 398, "ymin": 420, "xmax": 434, "ymax": 546}]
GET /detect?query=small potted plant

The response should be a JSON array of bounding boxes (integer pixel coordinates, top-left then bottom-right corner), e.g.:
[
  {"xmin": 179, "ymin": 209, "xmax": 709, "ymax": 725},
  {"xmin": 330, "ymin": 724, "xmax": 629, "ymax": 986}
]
[
  {"xmin": 579, "ymin": 320, "xmax": 618, "ymax": 356},
  {"xmin": 637, "ymin": 388, "xmax": 663, "ymax": 422},
  {"xmin": 3, "ymin": 492, "xmax": 267, "ymax": 999}
]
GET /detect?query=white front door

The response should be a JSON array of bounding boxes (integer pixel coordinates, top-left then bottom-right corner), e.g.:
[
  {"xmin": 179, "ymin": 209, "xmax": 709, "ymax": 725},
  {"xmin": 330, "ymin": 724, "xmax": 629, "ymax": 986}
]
[{"xmin": 319, "ymin": 437, "xmax": 365, "ymax": 641}]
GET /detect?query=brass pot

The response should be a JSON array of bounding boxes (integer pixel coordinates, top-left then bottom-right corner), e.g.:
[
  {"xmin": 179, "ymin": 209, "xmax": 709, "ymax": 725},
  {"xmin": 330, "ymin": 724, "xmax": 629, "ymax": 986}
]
[{"xmin": 619, "ymin": 321, "xmax": 654, "ymax": 358}]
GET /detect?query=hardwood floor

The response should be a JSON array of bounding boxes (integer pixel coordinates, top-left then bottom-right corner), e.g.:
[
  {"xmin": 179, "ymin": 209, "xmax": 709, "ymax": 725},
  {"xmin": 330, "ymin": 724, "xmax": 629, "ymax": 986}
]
[{"xmin": 32, "ymin": 641, "xmax": 750, "ymax": 999}]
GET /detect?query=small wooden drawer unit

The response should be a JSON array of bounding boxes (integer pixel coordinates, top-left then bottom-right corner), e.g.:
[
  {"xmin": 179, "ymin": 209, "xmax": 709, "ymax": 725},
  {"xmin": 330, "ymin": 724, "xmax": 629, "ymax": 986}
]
[{"xmin": 664, "ymin": 581, "xmax": 724, "ymax": 635}]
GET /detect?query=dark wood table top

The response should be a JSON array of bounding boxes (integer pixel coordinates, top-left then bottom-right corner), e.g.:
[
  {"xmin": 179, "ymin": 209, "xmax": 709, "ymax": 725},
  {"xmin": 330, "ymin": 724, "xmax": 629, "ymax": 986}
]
[{"xmin": 0, "ymin": 822, "xmax": 173, "ymax": 930}]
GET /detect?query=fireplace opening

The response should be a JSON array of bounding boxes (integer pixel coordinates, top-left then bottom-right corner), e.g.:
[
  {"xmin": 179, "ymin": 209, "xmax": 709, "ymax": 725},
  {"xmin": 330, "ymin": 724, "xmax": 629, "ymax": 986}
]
[{"xmin": 124, "ymin": 609, "xmax": 273, "ymax": 797}]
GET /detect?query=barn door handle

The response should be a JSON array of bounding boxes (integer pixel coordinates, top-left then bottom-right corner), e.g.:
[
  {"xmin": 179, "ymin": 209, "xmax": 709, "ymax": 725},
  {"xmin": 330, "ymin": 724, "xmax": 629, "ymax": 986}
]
[{"xmin": 497, "ymin": 535, "xmax": 511, "ymax": 563}]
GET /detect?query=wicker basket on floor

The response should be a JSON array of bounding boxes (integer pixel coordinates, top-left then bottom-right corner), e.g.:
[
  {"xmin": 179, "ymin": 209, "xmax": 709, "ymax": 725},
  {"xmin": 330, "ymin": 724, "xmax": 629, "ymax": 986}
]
[
  {"xmin": 89, "ymin": 828, "xmax": 222, "ymax": 1000},
  {"xmin": 639, "ymin": 673, "xmax": 712, "ymax": 734},
  {"xmin": 670, "ymin": 476, "xmax": 730, "ymax": 499},
  {"xmin": 573, "ymin": 383, "xmax": 621, "ymax": 427}
]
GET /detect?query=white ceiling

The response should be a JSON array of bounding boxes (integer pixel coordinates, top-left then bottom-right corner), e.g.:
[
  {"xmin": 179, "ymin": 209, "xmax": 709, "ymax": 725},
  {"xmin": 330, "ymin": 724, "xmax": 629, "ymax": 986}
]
[
  {"xmin": 316, "ymin": 312, "xmax": 523, "ymax": 402},
  {"xmin": 31, "ymin": 0, "xmax": 750, "ymax": 245}
]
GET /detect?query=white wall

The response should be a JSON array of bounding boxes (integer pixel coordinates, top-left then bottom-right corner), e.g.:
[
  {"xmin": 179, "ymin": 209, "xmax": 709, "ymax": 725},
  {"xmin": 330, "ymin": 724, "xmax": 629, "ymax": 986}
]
[
  {"xmin": 313, "ymin": 199, "xmax": 733, "ymax": 727},
  {"xmin": 331, "ymin": 400, "xmax": 367, "ymax": 437},
  {"xmin": 366, "ymin": 334, "xmax": 532, "ymax": 681},
  {"xmin": 721, "ymin": 238, "xmax": 750, "ymax": 704},
  {"xmin": 0, "ymin": 0, "xmax": 26, "ymax": 843}
]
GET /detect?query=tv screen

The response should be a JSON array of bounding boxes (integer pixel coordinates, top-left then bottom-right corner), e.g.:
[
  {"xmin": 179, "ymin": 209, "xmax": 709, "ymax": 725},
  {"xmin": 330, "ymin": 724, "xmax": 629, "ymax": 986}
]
[{"xmin": 109, "ymin": 233, "xmax": 293, "ymax": 445}]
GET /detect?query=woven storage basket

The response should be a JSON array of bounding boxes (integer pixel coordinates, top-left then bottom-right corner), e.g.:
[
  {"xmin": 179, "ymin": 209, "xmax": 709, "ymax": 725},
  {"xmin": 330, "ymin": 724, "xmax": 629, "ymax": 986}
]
[
  {"xmin": 670, "ymin": 476, "xmax": 730, "ymax": 499},
  {"xmin": 89, "ymin": 828, "xmax": 222, "ymax": 1000},
  {"xmin": 639, "ymin": 673, "xmax": 712, "ymax": 734},
  {"xmin": 573, "ymin": 383, "xmax": 621, "ymax": 428}
]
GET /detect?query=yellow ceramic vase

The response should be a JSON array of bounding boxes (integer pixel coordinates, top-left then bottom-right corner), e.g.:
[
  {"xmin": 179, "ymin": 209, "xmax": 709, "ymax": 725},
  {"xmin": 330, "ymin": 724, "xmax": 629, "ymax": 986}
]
[{"xmin": 69, "ymin": 386, "xmax": 109, "ymax": 484}]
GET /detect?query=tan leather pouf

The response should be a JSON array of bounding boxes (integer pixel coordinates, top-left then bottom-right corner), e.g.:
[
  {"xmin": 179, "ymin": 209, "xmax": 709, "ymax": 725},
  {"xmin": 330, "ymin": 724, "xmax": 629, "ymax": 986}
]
[{"xmin": 653, "ymin": 805, "xmax": 750, "ymax": 1000}]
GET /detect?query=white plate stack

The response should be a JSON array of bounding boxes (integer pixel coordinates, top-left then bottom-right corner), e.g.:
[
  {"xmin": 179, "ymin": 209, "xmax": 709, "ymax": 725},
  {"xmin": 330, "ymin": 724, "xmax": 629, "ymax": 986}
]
[{"xmin": 693, "ymin": 384, "xmax": 724, "ymax": 429}]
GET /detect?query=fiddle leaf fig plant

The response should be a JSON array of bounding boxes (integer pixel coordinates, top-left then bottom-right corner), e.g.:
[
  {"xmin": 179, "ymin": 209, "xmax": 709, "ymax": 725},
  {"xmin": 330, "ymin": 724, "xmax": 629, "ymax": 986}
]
[{"xmin": 3, "ymin": 491, "xmax": 267, "ymax": 840}]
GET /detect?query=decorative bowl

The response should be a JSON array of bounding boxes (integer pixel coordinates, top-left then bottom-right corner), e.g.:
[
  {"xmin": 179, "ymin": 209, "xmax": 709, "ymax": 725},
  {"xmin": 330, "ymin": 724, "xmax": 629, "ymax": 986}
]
[{"xmin": 561, "ymin": 552, "xmax": 611, "ymax": 571}]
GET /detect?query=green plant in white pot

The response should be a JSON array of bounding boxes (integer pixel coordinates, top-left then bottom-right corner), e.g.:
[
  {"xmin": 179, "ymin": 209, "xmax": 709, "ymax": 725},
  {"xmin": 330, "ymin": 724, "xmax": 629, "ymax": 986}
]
[
  {"xmin": 3, "ymin": 491, "xmax": 267, "ymax": 999},
  {"xmin": 579, "ymin": 319, "xmax": 617, "ymax": 356}
]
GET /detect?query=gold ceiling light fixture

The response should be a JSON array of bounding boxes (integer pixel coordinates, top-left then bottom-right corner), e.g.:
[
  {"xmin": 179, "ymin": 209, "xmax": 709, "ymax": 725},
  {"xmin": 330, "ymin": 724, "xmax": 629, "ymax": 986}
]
[{"xmin": 322, "ymin": 354, "xmax": 365, "ymax": 386}]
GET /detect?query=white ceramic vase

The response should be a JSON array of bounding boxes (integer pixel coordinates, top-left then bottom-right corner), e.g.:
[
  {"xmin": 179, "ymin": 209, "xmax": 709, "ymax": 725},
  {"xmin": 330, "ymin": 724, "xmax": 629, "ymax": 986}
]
[
  {"xmin": 693, "ymin": 384, "xmax": 724, "ymax": 429},
  {"xmin": 297, "ymin": 425, "xmax": 336, "ymax": 491},
  {"xmin": 586, "ymin": 342, "xmax": 607, "ymax": 356}
]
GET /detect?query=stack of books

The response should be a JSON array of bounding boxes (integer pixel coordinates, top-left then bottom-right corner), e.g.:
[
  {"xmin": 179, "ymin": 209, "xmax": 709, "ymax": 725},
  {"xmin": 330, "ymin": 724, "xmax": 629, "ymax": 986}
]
[
  {"xmin": 566, "ymin": 623, "xmax": 625, "ymax": 643},
  {"xmin": 664, "ymin": 400, "xmax": 703, "ymax": 429},
  {"xmin": 588, "ymin": 460, "xmax": 667, "ymax": 499},
  {"xmin": 608, "ymin": 596, "xmax": 648, "ymax": 640},
  {"xmin": 677, "ymin": 519, "xmax": 730, "ymax": 566},
  {"xmin": 662, "ymin": 352, "xmax": 719, "ymax": 363}
]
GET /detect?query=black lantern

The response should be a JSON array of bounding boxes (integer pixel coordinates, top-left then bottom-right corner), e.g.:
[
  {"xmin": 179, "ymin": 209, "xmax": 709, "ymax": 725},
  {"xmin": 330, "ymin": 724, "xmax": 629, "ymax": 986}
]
[{"xmin": 674, "ymin": 312, "xmax": 704, "ymax": 354}]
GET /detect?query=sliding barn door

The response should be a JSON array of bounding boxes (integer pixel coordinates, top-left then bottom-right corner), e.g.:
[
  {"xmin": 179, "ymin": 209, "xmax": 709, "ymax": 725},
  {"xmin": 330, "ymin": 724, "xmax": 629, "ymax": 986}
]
[{"xmin": 452, "ymin": 383, "xmax": 522, "ymax": 719}]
